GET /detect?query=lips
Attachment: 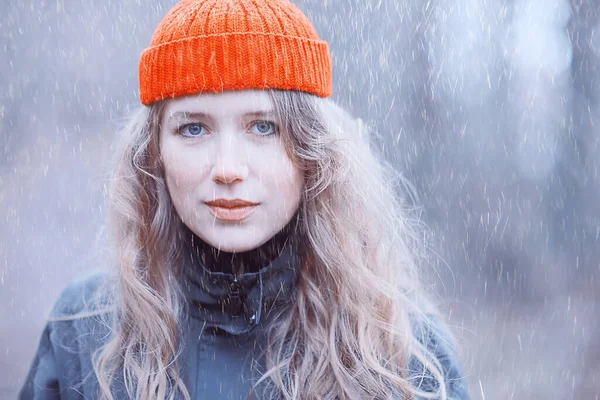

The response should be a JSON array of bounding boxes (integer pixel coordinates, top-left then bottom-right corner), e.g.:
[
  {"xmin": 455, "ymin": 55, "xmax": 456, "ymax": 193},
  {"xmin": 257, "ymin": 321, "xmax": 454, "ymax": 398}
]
[
  {"xmin": 205, "ymin": 198, "xmax": 259, "ymax": 208},
  {"xmin": 205, "ymin": 199, "xmax": 259, "ymax": 222}
]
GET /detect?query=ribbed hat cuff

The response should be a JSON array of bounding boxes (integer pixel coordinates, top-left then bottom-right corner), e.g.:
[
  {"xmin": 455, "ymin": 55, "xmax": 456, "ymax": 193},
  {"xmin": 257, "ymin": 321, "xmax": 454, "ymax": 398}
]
[{"xmin": 138, "ymin": 32, "xmax": 332, "ymax": 105}]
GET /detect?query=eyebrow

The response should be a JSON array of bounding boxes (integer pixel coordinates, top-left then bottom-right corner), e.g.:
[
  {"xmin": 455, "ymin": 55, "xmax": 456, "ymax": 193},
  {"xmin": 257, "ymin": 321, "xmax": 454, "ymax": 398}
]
[{"xmin": 166, "ymin": 110, "xmax": 276, "ymax": 123}]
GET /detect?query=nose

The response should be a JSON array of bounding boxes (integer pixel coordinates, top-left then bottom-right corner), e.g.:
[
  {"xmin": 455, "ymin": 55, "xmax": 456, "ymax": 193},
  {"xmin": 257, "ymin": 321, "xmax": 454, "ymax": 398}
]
[{"xmin": 210, "ymin": 139, "xmax": 249, "ymax": 184}]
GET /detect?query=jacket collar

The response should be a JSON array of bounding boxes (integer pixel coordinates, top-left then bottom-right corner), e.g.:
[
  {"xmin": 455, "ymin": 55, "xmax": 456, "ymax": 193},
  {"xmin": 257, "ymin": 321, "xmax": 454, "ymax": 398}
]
[{"xmin": 180, "ymin": 235, "xmax": 301, "ymax": 335}]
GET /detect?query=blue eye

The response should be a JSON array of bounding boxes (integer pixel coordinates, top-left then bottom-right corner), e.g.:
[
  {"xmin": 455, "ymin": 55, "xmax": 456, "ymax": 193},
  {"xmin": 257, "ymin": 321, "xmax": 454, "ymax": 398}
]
[
  {"xmin": 251, "ymin": 121, "xmax": 277, "ymax": 136},
  {"xmin": 178, "ymin": 123, "xmax": 206, "ymax": 137}
]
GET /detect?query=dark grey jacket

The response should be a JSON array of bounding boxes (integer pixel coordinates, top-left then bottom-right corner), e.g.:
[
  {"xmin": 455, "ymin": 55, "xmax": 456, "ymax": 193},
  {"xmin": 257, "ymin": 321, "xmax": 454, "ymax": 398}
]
[{"xmin": 19, "ymin": 243, "xmax": 470, "ymax": 399}]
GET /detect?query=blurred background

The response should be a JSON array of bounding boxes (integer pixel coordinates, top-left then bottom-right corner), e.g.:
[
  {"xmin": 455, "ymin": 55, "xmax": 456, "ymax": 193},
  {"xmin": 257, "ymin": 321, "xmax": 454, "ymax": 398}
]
[{"xmin": 1, "ymin": 0, "xmax": 599, "ymax": 398}]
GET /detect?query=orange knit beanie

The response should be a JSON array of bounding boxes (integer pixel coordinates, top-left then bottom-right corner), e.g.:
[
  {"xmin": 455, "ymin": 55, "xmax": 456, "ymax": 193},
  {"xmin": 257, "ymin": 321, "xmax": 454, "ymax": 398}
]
[{"xmin": 138, "ymin": 0, "xmax": 332, "ymax": 105}]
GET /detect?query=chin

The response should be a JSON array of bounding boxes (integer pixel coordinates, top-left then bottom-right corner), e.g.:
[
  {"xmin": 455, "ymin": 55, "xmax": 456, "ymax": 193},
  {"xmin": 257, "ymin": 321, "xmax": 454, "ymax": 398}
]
[{"xmin": 199, "ymin": 228, "xmax": 270, "ymax": 253}]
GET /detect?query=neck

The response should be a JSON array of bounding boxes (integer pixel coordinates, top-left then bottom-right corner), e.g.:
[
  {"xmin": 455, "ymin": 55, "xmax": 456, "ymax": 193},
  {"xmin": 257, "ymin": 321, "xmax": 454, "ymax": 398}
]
[{"xmin": 183, "ymin": 213, "xmax": 300, "ymax": 276}]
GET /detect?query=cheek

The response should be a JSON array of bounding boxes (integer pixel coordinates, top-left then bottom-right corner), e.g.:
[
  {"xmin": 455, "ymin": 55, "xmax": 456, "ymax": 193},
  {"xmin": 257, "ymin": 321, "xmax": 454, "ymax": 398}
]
[
  {"xmin": 264, "ymin": 151, "xmax": 304, "ymax": 202},
  {"xmin": 160, "ymin": 140, "xmax": 207, "ymax": 199},
  {"xmin": 163, "ymin": 158, "xmax": 193, "ymax": 188}
]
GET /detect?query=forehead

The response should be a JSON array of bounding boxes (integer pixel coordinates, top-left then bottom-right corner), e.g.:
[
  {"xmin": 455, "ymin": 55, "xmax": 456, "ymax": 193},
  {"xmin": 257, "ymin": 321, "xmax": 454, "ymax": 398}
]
[{"xmin": 162, "ymin": 90, "xmax": 274, "ymax": 121}]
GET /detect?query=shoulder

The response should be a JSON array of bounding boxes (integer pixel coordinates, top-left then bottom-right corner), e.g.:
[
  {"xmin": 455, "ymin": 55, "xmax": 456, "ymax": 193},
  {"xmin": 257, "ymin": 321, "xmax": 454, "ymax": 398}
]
[
  {"xmin": 410, "ymin": 313, "xmax": 471, "ymax": 399},
  {"xmin": 19, "ymin": 271, "xmax": 115, "ymax": 399},
  {"xmin": 49, "ymin": 269, "xmax": 115, "ymax": 320},
  {"xmin": 44, "ymin": 269, "xmax": 115, "ymax": 360}
]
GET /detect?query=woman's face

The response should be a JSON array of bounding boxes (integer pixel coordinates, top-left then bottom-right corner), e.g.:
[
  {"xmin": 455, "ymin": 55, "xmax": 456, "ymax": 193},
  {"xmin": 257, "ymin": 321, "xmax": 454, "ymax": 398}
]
[{"xmin": 160, "ymin": 90, "xmax": 304, "ymax": 252}]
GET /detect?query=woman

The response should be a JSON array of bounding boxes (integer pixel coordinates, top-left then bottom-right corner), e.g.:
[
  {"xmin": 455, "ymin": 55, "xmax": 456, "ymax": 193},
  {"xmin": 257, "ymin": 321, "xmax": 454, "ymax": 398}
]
[{"xmin": 19, "ymin": 0, "xmax": 470, "ymax": 399}]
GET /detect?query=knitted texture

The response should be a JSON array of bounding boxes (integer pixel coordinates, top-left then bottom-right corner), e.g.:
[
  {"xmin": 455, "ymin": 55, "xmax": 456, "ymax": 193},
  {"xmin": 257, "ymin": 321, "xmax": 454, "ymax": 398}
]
[{"xmin": 138, "ymin": 0, "xmax": 332, "ymax": 105}]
